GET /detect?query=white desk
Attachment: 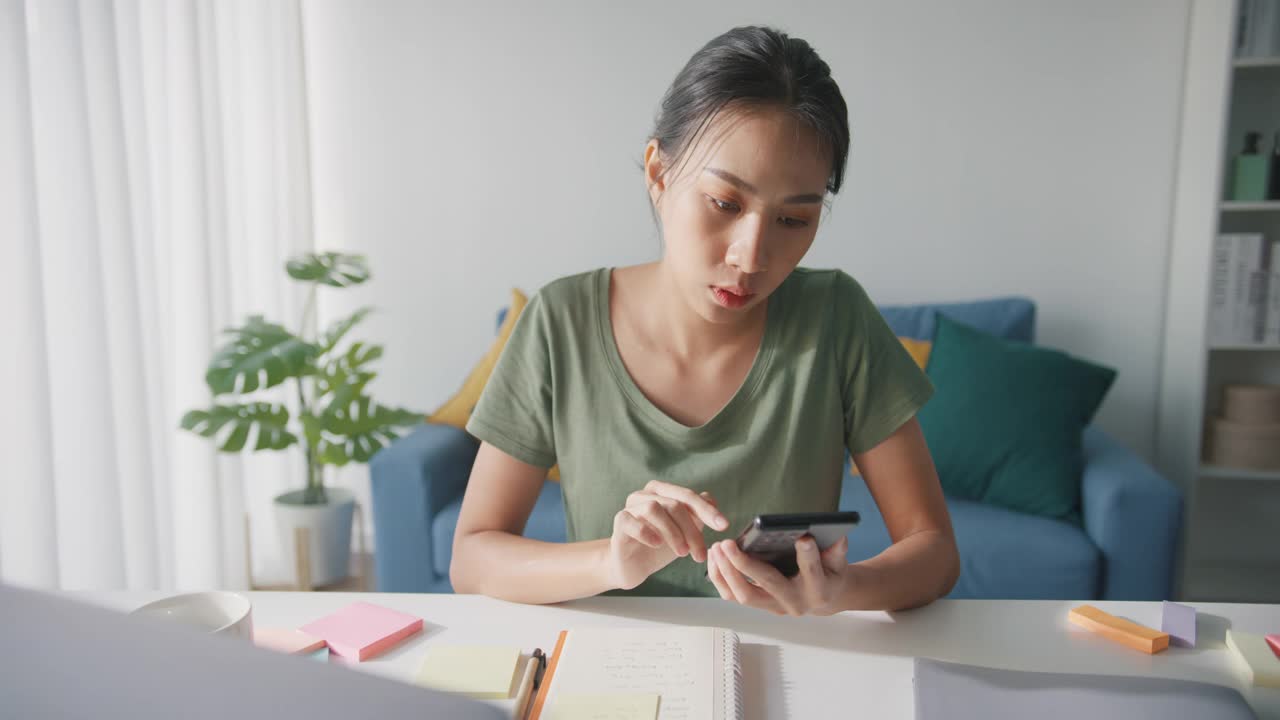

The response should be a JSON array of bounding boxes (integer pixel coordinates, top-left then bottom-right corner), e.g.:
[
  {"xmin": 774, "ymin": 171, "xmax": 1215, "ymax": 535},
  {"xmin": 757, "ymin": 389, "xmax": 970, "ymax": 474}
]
[{"xmin": 81, "ymin": 592, "xmax": 1280, "ymax": 719}]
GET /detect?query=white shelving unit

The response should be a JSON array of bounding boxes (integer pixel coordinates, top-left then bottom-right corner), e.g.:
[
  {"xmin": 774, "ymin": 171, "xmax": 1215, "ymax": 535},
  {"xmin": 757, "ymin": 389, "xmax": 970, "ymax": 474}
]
[
  {"xmin": 1234, "ymin": 55, "xmax": 1280, "ymax": 69},
  {"xmin": 1158, "ymin": 1, "xmax": 1280, "ymax": 604},
  {"xmin": 1220, "ymin": 200, "xmax": 1280, "ymax": 211},
  {"xmin": 1181, "ymin": 564, "xmax": 1280, "ymax": 602},
  {"xmin": 1199, "ymin": 464, "xmax": 1280, "ymax": 482},
  {"xmin": 1207, "ymin": 343, "xmax": 1280, "ymax": 350}
]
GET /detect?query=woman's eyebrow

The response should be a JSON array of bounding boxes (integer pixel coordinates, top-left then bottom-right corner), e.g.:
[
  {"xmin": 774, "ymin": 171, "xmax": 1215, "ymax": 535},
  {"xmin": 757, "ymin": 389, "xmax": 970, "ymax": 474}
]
[{"xmin": 703, "ymin": 167, "xmax": 825, "ymax": 204}]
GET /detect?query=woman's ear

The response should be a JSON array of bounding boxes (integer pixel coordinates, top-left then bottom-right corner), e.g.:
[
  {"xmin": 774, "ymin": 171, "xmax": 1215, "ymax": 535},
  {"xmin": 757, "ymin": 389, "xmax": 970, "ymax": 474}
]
[{"xmin": 644, "ymin": 140, "xmax": 666, "ymax": 205}]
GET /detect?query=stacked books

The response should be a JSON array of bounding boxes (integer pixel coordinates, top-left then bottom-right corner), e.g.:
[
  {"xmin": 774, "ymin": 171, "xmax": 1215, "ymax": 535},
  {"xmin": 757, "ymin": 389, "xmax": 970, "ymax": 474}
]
[
  {"xmin": 1236, "ymin": 0, "xmax": 1280, "ymax": 58},
  {"xmin": 1209, "ymin": 234, "xmax": 1280, "ymax": 346}
]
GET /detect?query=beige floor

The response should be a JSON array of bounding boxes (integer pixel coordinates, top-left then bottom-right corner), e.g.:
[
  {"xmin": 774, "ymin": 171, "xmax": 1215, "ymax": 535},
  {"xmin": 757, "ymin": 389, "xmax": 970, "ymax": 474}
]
[{"xmin": 253, "ymin": 552, "xmax": 375, "ymax": 592}]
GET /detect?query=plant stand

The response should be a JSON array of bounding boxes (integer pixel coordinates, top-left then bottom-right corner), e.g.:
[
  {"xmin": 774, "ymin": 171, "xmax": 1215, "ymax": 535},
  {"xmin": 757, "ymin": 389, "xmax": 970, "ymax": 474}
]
[{"xmin": 244, "ymin": 501, "xmax": 368, "ymax": 591}]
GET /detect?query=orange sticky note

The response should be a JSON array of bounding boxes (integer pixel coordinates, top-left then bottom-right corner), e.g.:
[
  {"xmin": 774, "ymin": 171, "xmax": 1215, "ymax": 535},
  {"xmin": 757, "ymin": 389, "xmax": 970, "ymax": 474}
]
[
  {"xmin": 254, "ymin": 627, "xmax": 326, "ymax": 655},
  {"xmin": 300, "ymin": 602, "xmax": 423, "ymax": 661},
  {"xmin": 1069, "ymin": 605, "xmax": 1170, "ymax": 654}
]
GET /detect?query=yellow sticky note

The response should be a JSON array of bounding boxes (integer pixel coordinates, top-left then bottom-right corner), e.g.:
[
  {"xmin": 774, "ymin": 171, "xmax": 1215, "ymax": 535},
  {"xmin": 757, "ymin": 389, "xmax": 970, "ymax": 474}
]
[
  {"xmin": 1226, "ymin": 630, "xmax": 1280, "ymax": 688},
  {"xmin": 414, "ymin": 645, "xmax": 522, "ymax": 699},
  {"xmin": 549, "ymin": 693, "xmax": 659, "ymax": 720}
]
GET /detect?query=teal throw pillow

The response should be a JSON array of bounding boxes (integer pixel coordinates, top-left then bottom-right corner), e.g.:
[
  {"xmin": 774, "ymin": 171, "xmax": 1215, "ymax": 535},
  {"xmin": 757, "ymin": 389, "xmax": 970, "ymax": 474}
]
[{"xmin": 917, "ymin": 313, "xmax": 1116, "ymax": 521}]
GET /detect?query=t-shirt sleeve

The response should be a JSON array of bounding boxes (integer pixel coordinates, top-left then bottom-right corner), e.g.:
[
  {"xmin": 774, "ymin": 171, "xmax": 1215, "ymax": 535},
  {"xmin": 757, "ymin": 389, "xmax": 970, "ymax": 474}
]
[
  {"xmin": 835, "ymin": 271, "xmax": 935, "ymax": 456},
  {"xmin": 465, "ymin": 291, "xmax": 557, "ymax": 469}
]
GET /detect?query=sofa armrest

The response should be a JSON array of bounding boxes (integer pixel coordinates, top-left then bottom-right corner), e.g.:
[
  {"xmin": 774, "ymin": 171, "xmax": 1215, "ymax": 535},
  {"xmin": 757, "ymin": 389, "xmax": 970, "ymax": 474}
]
[
  {"xmin": 1081, "ymin": 425, "xmax": 1183, "ymax": 600},
  {"xmin": 369, "ymin": 423, "xmax": 479, "ymax": 592}
]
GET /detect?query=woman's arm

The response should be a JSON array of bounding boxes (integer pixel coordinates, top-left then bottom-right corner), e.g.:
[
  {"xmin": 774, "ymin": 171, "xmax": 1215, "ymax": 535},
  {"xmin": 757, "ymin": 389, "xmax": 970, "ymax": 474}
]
[
  {"xmin": 451, "ymin": 442, "xmax": 727, "ymax": 604},
  {"xmin": 706, "ymin": 416, "xmax": 958, "ymax": 615},
  {"xmin": 450, "ymin": 442, "xmax": 614, "ymax": 603},
  {"xmin": 842, "ymin": 416, "xmax": 959, "ymax": 610}
]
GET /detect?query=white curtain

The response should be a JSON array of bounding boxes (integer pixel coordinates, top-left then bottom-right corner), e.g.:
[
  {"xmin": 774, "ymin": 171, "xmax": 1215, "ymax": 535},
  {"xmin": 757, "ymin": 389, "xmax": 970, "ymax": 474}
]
[{"xmin": 1, "ymin": 0, "xmax": 318, "ymax": 590}]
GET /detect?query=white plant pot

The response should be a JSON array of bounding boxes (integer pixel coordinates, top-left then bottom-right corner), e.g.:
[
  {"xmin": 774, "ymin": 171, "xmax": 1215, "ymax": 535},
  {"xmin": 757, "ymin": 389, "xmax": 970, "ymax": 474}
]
[{"xmin": 273, "ymin": 487, "xmax": 355, "ymax": 588}]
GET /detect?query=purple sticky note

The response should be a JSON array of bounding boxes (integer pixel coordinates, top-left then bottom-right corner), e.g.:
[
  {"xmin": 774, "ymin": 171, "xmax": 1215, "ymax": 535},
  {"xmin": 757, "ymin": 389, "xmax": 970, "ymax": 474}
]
[{"xmin": 1161, "ymin": 601, "xmax": 1196, "ymax": 648}]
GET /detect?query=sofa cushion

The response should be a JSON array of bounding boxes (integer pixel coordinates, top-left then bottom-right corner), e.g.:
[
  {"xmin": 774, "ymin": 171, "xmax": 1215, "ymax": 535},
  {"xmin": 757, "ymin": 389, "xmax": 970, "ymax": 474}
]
[
  {"xmin": 920, "ymin": 313, "xmax": 1116, "ymax": 520},
  {"xmin": 878, "ymin": 296, "xmax": 1036, "ymax": 343},
  {"xmin": 839, "ymin": 475, "xmax": 1100, "ymax": 599},
  {"xmin": 432, "ymin": 480, "xmax": 567, "ymax": 577}
]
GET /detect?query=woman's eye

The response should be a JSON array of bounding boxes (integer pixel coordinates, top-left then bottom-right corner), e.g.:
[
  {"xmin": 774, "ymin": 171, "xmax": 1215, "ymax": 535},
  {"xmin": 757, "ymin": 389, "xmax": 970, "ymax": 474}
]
[
  {"xmin": 705, "ymin": 195, "xmax": 807, "ymax": 228},
  {"xmin": 707, "ymin": 196, "xmax": 739, "ymax": 213}
]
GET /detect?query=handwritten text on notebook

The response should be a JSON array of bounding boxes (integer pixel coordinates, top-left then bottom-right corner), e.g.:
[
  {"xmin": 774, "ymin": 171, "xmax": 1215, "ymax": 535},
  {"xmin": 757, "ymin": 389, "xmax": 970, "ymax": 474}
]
[
  {"xmin": 546, "ymin": 628, "xmax": 734, "ymax": 720},
  {"xmin": 549, "ymin": 693, "xmax": 659, "ymax": 720}
]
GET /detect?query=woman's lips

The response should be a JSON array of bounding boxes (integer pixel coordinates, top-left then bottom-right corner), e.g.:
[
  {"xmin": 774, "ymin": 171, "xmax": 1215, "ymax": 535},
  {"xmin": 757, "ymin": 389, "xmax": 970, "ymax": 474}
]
[{"xmin": 711, "ymin": 286, "xmax": 755, "ymax": 309}]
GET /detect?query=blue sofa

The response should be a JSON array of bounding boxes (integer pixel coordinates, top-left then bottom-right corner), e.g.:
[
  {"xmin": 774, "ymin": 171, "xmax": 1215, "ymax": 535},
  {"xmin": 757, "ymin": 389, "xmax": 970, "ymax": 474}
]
[{"xmin": 370, "ymin": 296, "xmax": 1183, "ymax": 599}]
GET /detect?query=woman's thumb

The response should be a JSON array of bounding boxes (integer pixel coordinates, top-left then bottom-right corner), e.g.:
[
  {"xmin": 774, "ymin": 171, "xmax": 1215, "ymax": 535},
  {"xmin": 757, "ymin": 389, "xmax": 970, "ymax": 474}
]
[{"xmin": 821, "ymin": 536, "xmax": 849, "ymax": 571}]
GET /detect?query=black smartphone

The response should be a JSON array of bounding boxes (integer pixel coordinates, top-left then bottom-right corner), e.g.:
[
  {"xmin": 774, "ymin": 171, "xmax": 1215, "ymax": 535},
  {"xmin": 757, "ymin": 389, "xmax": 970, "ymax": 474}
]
[{"xmin": 733, "ymin": 511, "xmax": 860, "ymax": 578}]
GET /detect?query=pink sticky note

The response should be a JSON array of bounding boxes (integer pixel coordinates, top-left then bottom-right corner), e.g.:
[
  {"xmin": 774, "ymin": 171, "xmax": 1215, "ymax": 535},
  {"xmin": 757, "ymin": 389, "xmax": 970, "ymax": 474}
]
[
  {"xmin": 1161, "ymin": 601, "xmax": 1196, "ymax": 648},
  {"xmin": 299, "ymin": 602, "xmax": 423, "ymax": 662},
  {"xmin": 254, "ymin": 627, "xmax": 326, "ymax": 655},
  {"xmin": 1267, "ymin": 634, "xmax": 1280, "ymax": 659}
]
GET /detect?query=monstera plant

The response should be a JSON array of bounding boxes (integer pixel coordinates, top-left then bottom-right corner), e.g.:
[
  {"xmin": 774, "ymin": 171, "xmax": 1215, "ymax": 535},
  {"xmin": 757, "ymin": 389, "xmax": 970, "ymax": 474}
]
[{"xmin": 181, "ymin": 252, "xmax": 421, "ymax": 506}]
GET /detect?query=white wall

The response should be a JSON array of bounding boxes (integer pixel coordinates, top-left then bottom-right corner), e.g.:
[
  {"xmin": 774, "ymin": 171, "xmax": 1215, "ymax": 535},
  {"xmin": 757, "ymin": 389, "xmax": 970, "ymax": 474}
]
[{"xmin": 301, "ymin": 0, "xmax": 1192, "ymax": 517}]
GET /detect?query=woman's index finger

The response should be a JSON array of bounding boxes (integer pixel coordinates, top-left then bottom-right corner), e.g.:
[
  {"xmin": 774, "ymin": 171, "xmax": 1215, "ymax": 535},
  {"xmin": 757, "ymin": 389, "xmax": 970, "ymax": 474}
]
[{"xmin": 647, "ymin": 480, "xmax": 728, "ymax": 530}]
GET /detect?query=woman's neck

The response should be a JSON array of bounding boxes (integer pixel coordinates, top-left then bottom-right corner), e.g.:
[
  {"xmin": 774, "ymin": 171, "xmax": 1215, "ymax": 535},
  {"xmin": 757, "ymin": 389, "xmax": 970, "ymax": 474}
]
[{"xmin": 626, "ymin": 262, "xmax": 766, "ymax": 362}]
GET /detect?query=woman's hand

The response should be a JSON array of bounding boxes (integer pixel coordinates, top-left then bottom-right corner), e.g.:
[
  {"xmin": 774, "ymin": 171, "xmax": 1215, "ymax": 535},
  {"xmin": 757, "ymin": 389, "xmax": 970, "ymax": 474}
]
[
  {"xmin": 706, "ymin": 535, "xmax": 851, "ymax": 616},
  {"xmin": 605, "ymin": 480, "xmax": 729, "ymax": 591}
]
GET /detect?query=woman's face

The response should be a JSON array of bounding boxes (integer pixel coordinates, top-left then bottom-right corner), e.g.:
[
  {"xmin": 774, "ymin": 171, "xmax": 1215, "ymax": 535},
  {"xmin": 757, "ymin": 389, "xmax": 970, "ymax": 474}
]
[{"xmin": 646, "ymin": 108, "xmax": 830, "ymax": 325}]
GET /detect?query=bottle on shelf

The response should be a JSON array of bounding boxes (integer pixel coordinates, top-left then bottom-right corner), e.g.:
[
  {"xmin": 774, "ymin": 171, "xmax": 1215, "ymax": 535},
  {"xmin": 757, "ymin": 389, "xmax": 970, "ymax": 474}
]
[
  {"xmin": 1231, "ymin": 131, "xmax": 1271, "ymax": 202},
  {"xmin": 1269, "ymin": 131, "xmax": 1280, "ymax": 200}
]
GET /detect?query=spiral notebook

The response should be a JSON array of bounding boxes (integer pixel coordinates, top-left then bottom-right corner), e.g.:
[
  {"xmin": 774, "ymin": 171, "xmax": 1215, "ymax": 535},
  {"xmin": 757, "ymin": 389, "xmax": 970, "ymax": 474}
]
[{"xmin": 527, "ymin": 626, "xmax": 743, "ymax": 720}]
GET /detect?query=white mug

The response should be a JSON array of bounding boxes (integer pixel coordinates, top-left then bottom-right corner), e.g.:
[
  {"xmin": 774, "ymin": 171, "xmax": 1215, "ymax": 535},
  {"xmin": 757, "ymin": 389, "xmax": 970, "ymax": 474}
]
[{"xmin": 131, "ymin": 591, "xmax": 253, "ymax": 641}]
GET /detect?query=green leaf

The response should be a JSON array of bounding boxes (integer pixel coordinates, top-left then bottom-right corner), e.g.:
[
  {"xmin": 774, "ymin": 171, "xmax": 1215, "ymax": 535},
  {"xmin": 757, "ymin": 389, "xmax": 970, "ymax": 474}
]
[
  {"xmin": 315, "ymin": 342, "xmax": 384, "ymax": 417},
  {"xmin": 206, "ymin": 316, "xmax": 319, "ymax": 395},
  {"xmin": 180, "ymin": 403, "xmax": 297, "ymax": 452},
  {"xmin": 316, "ymin": 396, "xmax": 422, "ymax": 465},
  {"xmin": 317, "ymin": 440, "xmax": 350, "ymax": 466},
  {"xmin": 285, "ymin": 253, "xmax": 370, "ymax": 288},
  {"xmin": 319, "ymin": 306, "xmax": 373, "ymax": 354},
  {"xmin": 340, "ymin": 342, "xmax": 383, "ymax": 372}
]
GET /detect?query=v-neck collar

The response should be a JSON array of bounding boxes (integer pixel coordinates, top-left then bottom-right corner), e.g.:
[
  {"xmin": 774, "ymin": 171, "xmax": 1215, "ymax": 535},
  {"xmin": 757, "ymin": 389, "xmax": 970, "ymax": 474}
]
[{"xmin": 594, "ymin": 267, "xmax": 784, "ymax": 440}]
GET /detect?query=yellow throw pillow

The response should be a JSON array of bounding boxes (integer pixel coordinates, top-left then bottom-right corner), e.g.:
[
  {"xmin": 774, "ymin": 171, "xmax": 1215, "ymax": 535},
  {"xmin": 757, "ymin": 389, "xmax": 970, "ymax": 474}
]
[
  {"xmin": 899, "ymin": 337, "xmax": 933, "ymax": 370},
  {"xmin": 427, "ymin": 289, "xmax": 561, "ymax": 481},
  {"xmin": 849, "ymin": 337, "xmax": 932, "ymax": 477}
]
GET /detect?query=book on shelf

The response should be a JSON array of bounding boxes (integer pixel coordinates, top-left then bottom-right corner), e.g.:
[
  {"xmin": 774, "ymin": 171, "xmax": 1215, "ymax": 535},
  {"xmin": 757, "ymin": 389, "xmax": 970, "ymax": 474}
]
[
  {"xmin": 1211, "ymin": 235, "xmax": 1233, "ymax": 344},
  {"xmin": 1210, "ymin": 233, "xmax": 1271, "ymax": 345},
  {"xmin": 1269, "ymin": 238, "xmax": 1280, "ymax": 344},
  {"xmin": 1246, "ymin": 237, "xmax": 1271, "ymax": 343},
  {"xmin": 1236, "ymin": 0, "xmax": 1280, "ymax": 58}
]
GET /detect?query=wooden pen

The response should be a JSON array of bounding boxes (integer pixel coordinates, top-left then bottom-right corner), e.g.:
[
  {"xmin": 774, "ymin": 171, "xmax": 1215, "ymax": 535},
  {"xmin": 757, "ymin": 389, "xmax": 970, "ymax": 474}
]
[{"xmin": 512, "ymin": 652, "xmax": 539, "ymax": 720}]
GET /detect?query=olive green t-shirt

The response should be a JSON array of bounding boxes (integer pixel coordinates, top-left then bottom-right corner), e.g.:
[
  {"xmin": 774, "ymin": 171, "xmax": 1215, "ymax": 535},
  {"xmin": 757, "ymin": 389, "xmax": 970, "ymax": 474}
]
[{"xmin": 465, "ymin": 267, "xmax": 934, "ymax": 597}]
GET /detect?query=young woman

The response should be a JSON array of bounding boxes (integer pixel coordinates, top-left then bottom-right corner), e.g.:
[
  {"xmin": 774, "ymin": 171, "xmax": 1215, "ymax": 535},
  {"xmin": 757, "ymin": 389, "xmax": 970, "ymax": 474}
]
[{"xmin": 450, "ymin": 26, "xmax": 958, "ymax": 615}]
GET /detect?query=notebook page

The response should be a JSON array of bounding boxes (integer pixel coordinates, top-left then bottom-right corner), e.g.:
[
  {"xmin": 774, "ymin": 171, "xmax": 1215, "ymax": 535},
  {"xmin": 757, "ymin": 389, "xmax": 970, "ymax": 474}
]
[{"xmin": 543, "ymin": 627, "xmax": 723, "ymax": 720}]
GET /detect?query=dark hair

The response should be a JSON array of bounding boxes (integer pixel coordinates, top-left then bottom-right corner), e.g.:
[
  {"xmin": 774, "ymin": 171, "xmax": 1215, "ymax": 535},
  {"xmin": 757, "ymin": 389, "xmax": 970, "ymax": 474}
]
[{"xmin": 648, "ymin": 26, "xmax": 849, "ymax": 197}]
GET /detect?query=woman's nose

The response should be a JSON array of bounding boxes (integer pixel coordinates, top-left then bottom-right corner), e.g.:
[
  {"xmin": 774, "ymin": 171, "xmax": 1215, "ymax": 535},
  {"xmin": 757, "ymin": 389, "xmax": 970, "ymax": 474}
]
[{"xmin": 725, "ymin": 219, "xmax": 768, "ymax": 274}]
